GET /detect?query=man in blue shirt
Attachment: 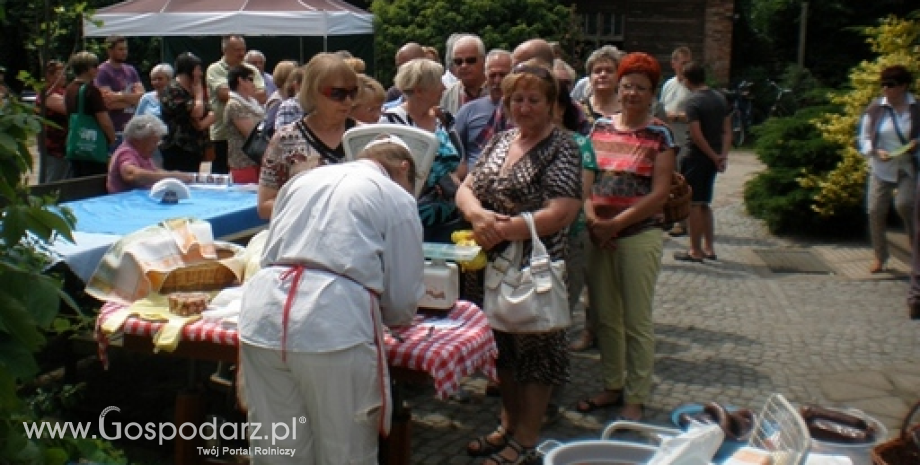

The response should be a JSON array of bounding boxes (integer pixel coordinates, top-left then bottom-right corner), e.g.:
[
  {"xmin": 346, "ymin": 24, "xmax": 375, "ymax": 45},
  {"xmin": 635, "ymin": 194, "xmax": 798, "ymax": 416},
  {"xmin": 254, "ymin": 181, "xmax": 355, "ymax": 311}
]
[{"xmin": 453, "ymin": 49, "xmax": 511, "ymax": 170}]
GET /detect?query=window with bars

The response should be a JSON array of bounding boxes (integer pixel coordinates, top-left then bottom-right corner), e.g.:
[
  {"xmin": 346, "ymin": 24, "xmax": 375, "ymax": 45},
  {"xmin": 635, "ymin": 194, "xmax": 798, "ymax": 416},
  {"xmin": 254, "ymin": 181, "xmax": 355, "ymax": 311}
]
[{"xmin": 582, "ymin": 12, "xmax": 624, "ymax": 41}]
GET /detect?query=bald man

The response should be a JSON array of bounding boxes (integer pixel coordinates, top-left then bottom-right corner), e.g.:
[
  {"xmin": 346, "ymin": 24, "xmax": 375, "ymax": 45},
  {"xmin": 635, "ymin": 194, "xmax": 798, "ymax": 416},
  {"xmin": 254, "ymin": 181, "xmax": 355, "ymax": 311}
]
[
  {"xmin": 511, "ymin": 38, "xmax": 555, "ymax": 67},
  {"xmin": 206, "ymin": 35, "xmax": 266, "ymax": 174},
  {"xmin": 385, "ymin": 42, "xmax": 428, "ymax": 104},
  {"xmin": 483, "ymin": 39, "xmax": 589, "ymax": 135}
]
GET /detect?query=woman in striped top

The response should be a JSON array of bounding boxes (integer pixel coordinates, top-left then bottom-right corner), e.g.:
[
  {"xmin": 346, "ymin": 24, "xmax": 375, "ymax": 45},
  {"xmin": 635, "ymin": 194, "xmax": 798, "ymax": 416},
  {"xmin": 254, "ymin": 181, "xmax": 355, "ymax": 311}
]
[{"xmin": 576, "ymin": 52, "xmax": 676, "ymax": 422}]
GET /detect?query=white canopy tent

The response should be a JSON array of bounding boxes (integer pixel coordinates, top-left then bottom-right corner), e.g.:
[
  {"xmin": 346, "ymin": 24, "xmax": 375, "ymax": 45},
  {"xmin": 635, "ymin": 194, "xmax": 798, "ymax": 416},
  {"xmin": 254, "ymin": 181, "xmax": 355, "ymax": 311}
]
[
  {"xmin": 82, "ymin": 0, "xmax": 374, "ymax": 68},
  {"xmin": 83, "ymin": 0, "xmax": 373, "ymax": 37}
]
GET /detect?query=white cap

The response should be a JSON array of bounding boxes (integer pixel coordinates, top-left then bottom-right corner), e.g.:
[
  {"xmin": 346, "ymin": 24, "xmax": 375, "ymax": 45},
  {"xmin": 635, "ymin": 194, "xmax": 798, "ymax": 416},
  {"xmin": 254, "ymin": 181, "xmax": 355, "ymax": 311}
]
[{"xmin": 149, "ymin": 178, "xmax": 191, "ymax": 203}]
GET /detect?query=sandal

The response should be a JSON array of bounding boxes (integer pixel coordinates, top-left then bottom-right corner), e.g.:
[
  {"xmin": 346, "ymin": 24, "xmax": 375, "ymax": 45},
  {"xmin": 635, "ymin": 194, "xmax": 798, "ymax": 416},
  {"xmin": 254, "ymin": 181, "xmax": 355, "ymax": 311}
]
[
  {"xmin": 568, "ymin": 330, "xmax": 596, "ymax": 352},
  {"xmin": 613, "ymin": 403, "xmax": 646, "ymax": 422},
  {"xmin": 576, "ymin": 390, "xmax": 624, "ymax": 413},
  {"xmin": 481, "ymin": 436, "xmax": 540, "ymax": 465},
  {"xmin": 674, "ymin": 251, "xmax": 704, "ymax": 263},
  {"xmin": 467, "ymin": 425, "xmax": 513, "ymax": 457}
]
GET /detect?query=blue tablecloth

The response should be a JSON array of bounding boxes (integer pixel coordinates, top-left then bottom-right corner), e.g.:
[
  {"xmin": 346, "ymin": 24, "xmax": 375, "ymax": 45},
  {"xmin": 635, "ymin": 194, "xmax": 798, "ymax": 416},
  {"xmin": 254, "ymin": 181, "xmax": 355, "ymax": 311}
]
[
  {"xmin": 61, "ymin": 186, "xmax": 265, "ymax": 238},
  {"xmin": 51, "ymin": 186, "xmax": 266, "ymax": 282}
]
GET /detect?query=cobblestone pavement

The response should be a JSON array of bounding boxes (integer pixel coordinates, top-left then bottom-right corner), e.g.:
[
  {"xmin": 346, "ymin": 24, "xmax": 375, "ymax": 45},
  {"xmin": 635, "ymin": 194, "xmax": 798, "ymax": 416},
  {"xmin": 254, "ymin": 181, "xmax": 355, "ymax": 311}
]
[{"xmin": 404, "ymin": 150, "xmax": 920, "ymax": 464}]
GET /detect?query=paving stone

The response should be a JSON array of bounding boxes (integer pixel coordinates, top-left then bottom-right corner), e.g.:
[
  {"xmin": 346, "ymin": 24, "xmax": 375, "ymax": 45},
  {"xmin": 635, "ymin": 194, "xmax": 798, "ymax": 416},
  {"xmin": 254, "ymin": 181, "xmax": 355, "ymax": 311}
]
[
  {"xmin": 847, "ymin": 397, "xmax": 911, "ymax": 425},
  {"xmin": 888, "ymin": 372, "xmax": 920, "ymax": 396},
  {"xmin": 822, "ymin": 370, "xmax": 895, "ymax": 391}
]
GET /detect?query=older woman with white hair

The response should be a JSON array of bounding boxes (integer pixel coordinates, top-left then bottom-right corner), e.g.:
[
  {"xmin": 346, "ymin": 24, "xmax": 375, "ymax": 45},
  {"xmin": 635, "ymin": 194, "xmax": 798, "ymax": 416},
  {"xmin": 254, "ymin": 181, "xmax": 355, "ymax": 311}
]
[
  {"xmin": 136, "ymin": 63, "xmax": 174, "ymax": 118},
  {"xmin": 135, "ymin": 63, "xmax": 174, "ymax": 168},
  {"xmin": 106, "ymin": 114, "xmax": 193, "ymax": 193},
  {"xmin": 381, "ymin": 58, "xmax": 465, "ymax": 242}
]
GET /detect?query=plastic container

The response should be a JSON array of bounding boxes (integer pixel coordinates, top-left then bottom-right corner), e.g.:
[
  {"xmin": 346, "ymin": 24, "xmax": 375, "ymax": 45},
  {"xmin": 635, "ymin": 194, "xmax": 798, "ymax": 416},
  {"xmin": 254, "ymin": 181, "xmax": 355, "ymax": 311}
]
[
  {"xmin": 540, "ymin": 439, "xmax": 659, "ymax": 465},
  {"xmin": 809, "ymin": 408, "xmax": 889, "ymax": 465}
]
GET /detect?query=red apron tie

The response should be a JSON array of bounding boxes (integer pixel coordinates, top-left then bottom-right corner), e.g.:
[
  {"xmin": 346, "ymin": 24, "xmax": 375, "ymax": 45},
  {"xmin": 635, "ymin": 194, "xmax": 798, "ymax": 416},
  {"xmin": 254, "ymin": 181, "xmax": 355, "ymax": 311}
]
[
  {"xmin": 367, "ymin": 292, "xmax": 392, "ymax": 436},
  {"xmin": 279, "ymin": 265, "xmax": 305, "ymax": 362},
  {"xmin": 276, "ymin": 265, "xmax": 391, "ymax": 435}
]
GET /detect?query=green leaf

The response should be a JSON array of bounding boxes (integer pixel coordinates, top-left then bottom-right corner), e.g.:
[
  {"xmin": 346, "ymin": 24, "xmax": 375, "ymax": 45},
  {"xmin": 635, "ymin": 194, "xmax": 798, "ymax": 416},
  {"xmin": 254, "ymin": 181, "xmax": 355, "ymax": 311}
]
[
  {"xmin": 0, "ymin": 264, "xmax": 63, "ymax": 328},
  {"xmin": 51, "ymin": 317, "xmax": 71, "ymax": 333},
  {"xmin": 43, "ymin": 447, "xmax": 69, "ymax": 465},
  {"xmin": 1, "ymin": 205, "xmax": 27, "ymax": 247},
  {"xmin": 0, "ymin": 133, "xmax": 16, "ymax": 156},
  {"xmin": 27, "ymin": 208, "xmax": 75, "ymax": 244},
  {"xmin": 0, "ymin": 368, "xmax": 21, "ymax": 411},
  {"xmin": 0, "ymin": 339, "xmax": 40, "ymax": 380},
  {"xmin": 0, "ymin": 293, "xmax": 45, "ymax": 352}
]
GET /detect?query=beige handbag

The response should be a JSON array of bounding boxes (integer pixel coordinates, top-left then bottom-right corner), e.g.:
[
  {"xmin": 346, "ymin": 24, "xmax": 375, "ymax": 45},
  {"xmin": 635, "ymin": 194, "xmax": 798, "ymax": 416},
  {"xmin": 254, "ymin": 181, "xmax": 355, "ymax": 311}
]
[{"xmin": 483, "ymin": 212, "xmax": 569, "ymax": 333}]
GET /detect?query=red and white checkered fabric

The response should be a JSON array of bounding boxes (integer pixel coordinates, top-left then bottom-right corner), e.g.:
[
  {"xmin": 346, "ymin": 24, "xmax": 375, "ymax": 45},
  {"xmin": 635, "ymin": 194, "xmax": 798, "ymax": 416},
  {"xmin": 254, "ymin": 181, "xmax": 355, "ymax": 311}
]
[{"xmin": 96, "ymin": 300, "xmax": 496, "ymax": 399}]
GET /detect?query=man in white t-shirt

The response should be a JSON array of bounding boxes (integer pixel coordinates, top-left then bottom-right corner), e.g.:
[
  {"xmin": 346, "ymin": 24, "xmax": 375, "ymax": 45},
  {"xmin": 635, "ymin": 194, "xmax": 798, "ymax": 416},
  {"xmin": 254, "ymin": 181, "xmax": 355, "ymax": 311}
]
[{"xmin": 659, "ymin": 46, "xmax": 693, "ymax": 236}]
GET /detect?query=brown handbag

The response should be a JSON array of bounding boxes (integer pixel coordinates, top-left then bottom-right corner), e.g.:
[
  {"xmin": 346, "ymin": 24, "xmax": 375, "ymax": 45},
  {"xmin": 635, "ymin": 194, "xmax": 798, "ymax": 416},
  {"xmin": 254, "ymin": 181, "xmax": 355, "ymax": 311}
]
[
  {"xmin": 871, "ymin": 400, "xmax": 920, "ymax": 464},
  {"xmin": 663, "ymin": 172, "xmax": 692, "ymax": 224}
]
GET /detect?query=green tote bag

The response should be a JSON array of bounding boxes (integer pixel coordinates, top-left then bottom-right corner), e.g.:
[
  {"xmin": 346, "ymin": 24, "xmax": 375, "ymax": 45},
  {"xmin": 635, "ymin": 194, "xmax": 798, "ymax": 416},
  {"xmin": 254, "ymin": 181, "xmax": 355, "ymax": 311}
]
[{"xmin": 65, "ymin": 83, "xmax": 109, "ymax": 163}]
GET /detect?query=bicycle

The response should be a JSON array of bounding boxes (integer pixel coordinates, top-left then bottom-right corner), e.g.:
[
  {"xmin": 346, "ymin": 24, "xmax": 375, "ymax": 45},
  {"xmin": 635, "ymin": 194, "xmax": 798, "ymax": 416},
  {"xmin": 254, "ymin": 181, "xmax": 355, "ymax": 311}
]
[
  {"xmin": 724, "ymin": 80, "xmax": 755, "ymax": 147},
  {"xmin": 767, "ymin": 79, "xmax": 797, "ymax": 118}
]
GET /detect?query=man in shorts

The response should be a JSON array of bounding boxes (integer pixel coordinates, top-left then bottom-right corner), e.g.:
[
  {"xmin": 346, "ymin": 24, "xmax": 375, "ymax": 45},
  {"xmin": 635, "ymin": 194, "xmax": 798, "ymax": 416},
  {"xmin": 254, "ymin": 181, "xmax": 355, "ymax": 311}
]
[{"xmin": 673, "ymin": 62, "xmax": 732, "ymax": 263}]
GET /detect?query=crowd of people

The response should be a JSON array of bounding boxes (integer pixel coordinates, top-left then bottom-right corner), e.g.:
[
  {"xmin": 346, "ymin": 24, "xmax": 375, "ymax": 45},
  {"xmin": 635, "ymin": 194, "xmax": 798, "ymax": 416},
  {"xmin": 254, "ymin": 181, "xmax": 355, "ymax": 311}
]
[{"xmin": 29, "ymin": 30, "xmax": 919, "ymax": 465}]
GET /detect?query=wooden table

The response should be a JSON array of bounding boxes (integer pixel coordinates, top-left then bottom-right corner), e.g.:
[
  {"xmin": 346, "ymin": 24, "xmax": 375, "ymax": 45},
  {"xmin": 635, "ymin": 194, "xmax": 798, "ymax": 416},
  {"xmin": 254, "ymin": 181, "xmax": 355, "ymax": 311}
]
[{"xmin": 96, "ymin": 300, "xmax": 497, "ymax": 465}]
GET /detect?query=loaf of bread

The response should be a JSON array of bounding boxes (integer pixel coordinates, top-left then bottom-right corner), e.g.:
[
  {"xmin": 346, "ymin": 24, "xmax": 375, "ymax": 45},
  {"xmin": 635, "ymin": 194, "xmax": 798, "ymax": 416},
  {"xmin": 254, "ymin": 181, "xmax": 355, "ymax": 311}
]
[{"xmin": 167, "ymin": 292, "xmax": 210, "ymax": 316}]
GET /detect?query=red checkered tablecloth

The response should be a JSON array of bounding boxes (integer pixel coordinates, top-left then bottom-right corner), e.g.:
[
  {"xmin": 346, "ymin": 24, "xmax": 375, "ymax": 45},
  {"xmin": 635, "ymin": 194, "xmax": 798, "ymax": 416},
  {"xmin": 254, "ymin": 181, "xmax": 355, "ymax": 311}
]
[{"xmin": 96, "ymin": 300, "xmax": 497, "ymax": 399}]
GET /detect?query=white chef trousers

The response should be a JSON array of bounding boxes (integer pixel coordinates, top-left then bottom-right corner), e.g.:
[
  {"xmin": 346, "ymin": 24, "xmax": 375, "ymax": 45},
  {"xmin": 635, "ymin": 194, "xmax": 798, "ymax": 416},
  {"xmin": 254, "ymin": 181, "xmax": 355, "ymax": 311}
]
[{"xmin": 240, "ymin": 342, "xmax": 382, "ymax": 465}]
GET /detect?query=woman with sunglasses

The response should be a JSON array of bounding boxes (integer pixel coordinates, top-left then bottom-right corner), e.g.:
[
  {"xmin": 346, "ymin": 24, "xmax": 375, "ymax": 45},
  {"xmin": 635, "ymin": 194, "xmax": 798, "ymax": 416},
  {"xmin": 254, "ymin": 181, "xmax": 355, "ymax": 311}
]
[
  {"xmin": 858, "ymin": 65, "xmax": 919, "ymax": 275},
  {"xmin": 224, "ymin": 65, "xmax": 265, "ymax": 184},
  {"xmin": 381, "ymin": 58, "xmax": 466, "ymax": 242},
  {"xmin": 458, "ymin": 60, "xmax": 582, "ymax": 465},
  {"xmin": 258, "ymin": 53, "xmax": 359, "ymax": 218},
  {"xmin": 576, "ymin": 52, "xmax": 676, "ymax": 423}
]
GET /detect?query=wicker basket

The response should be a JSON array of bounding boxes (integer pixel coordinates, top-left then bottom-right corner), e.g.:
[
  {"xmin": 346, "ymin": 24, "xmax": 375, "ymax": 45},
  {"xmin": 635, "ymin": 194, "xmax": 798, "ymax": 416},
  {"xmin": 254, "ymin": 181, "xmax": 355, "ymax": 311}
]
[
  {"xmin": 871, "ymin": 400, "xmax": 920, "ymax": 465},
  {"xmin": 663, "ymin": 172, "xmax": 692, "ymax": 224},
  {"xmin": 158, "ymin": 244, "xmax": 243, "ymax": 294}
]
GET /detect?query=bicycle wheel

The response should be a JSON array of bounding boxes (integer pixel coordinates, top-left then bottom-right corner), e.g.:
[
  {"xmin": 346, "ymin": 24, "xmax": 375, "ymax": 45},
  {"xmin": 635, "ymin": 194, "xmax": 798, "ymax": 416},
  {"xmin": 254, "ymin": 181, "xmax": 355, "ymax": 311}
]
[
  {"xmin": 771, "ymin": 93, "xmax": 798, "ymax": 118},
  {"xmin": 732, "ymin": 111, "xmax": 745, "ymax": 147}
]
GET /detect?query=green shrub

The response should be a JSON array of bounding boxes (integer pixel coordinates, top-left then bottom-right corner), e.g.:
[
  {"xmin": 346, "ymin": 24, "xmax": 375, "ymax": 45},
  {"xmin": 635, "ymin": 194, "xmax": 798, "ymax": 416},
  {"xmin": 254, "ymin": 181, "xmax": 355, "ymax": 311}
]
[{"xmin": 744, "ymin": 103, "xmax": 864, "ymax": 237}]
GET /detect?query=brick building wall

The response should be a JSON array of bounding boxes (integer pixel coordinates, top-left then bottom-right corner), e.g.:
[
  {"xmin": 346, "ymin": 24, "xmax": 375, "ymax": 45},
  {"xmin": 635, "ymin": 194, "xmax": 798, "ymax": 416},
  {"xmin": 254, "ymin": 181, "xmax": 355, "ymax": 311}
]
[{"xmin": 574, "ymin": 0, "xmax": 734, "ymax": 85}]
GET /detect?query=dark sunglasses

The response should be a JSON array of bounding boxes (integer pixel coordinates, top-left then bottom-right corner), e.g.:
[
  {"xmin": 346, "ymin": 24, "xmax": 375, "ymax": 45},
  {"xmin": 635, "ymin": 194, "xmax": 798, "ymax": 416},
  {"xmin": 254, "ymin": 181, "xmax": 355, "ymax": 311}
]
[
  {"xmin": 881, "ymin": 80, "xmax": 901, "ymax": 88},
  {"xmin": 453, "ymin": 56, "xmax": 479, "ymax": 67},
  {"xmin": 321, "ymin": 86, "xmax": 359, "ymax": 102}
]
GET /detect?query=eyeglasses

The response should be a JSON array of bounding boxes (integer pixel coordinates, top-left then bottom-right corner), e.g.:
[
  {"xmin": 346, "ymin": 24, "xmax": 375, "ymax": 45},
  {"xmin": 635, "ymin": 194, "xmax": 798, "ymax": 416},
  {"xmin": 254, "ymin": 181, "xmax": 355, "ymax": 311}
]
[
  {"xmin": 512, "ymin": 63, "xmax": 554, "ymax": 81},
  {"xmin": 487, "ymin": 71, "xmax": 509, "ymax": 80},
  {"xmin": 453, "ymin": 56, "xmax": 479, "ymax": 67},
  {"xmin": 881, "ymin": 80, "xmax": 901, "ymax": 88},
  {"xmin": 320, "ymin": 86, "xmax": 359, "ymax": 102},
  {"xmin": 618, "ymin": 83, "xmax": 651, "ymax": 93}
]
